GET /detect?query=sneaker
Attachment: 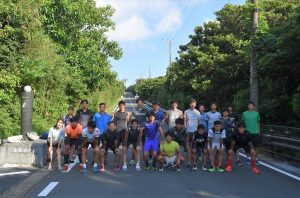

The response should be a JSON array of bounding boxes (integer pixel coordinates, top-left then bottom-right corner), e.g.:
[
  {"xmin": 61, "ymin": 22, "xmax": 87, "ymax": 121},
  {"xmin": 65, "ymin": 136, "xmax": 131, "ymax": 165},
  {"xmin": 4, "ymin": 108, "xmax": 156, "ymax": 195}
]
[
  {"xmin": 93, "ymin": 166, "xmax": 99, "ymax": 173},
  {"xmin": 48, "ymin": 164, "xmax": 52, "ymax": 170},
  {"xmin": 82, "ymin": 167, "xmax": 87, "ymax": 174},
  {"xmin": 208, "ymin": 167, "xmax": 216, "ymax": 172},
  {"xmin": 78, "ymin": 164, "xmax": 83, "ymax": 171},
  {"xmin": 99, "ymin": 166, "xmax": 105, "ymax": 172},
  {"xmin": 144, "ymin": 166, "xmax": 150, "ymax": 171},
  {"xmin": 217, "ymin": 167, "xmax": 225, "ymax": 173},
  {"xmin": 129, "ymin": 160, "xmax": 136, "ymax": 166},
  {"xmin": 58, "ymin": 165, "xmax": 63, "ymax": 171},
  {"xmin": 64, "ymin": 164, "xmax": 68, "ymax": 171},
  {"xmin": 252, "ymin": 167, "xmax": 261, "ymax": 174},
  {"xmin": 192, "ymin": 165, "xmax": 198, "ymax": 171},
  {"xmin": 151, "ymin": 167, "xmax": 157, "ymax": 171},
  {"xmin": 225, "ymin": 165, "xmax": 232, "ymax": 172},
  {"xmin": 236, "ymin": 161, "xmax": 243, "ymax": 167},
  {"xmin": 114, "ymin": 165, "xmax": 120, "ymax": 172},
  {"xmin": 159, "ymin": 167, "xmax": 164, "ymax": 172},
  {"xmin": 122, "ymin": 165, "xmax": 128, "ymax": 172},
  {"xmin": 202, "ymin": 165, "xmax": 208, "ymax": 171},
  {"xmin": 187, "ymin": 164, "xmax": 192, "ymax": 171},
  {"xmin": 136, "ymin": 165, "xmax": 141, "ymax": 171},
  {"xmin": 176, "ymin": 167, "xmax": 181, "ymax": 172}
]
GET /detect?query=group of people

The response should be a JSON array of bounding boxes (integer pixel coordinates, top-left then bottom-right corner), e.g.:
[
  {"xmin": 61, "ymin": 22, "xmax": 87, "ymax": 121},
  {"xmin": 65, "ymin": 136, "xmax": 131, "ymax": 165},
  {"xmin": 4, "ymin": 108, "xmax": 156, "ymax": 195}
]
[{"xmin": 47, "ymin": 97, "xmax": 261, "ymax": 175}]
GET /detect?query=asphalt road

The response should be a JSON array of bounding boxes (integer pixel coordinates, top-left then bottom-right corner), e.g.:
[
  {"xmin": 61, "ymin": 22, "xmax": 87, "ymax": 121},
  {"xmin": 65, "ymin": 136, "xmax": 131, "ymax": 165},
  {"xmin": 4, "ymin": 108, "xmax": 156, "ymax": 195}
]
[{"xmin": 26, "ymin": 93, "xmax": 300, "ymax": 198}]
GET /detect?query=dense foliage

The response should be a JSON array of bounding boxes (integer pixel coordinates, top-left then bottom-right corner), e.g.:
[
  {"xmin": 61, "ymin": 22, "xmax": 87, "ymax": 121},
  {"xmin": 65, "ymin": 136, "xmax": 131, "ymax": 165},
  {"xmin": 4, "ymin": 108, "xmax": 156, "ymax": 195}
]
[
  {"xmin": 0, "ymin": 0, "xmax": 125, "ymax": 138},
  {"xmin": 131, "ymin": 0, "xmax": 300, "ymax": 126}
]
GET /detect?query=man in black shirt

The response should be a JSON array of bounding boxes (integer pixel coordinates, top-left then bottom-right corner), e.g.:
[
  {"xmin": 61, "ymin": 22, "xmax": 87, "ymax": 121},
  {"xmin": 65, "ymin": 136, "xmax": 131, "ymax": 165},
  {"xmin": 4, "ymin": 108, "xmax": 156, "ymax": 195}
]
[
  {"xmin": 225, "ymin": 122, "xmax": 260, "ymax": 174},
  {"xmin": 169, "ymin": 118, "xmax": 187, "ymax": 152},
  {"xmin": 76, "ymin": 99, "xmax": 93, "ymax": 128}
]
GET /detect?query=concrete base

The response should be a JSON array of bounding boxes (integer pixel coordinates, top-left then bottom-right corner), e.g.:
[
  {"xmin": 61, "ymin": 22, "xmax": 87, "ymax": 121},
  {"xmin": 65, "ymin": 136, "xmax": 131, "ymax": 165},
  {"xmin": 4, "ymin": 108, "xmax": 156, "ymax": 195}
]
[{"xmin": 0, "ymin": 140, "xmax": 47, "ymax": 167}]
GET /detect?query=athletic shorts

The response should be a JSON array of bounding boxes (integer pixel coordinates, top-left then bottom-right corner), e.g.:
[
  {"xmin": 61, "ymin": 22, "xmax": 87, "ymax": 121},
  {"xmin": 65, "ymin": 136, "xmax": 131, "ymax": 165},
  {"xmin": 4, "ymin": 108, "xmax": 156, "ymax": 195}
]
[
  {"xmin": 103, "ymin": 143, "xmax": 117, "ymax": 154},
  {"xmin": 47, "ymin": 141, "xmax": 60, "ymax": 149},
  {"xmin": 233, "ymin": 145, "xmax": 251, "ymax": 154},
  {"xmin": 209, "ymin": 143, "xmax": 224, "ymax": 150},
  {"xmin": 82, "ymin": 141, "xmax": 99, "ymax": 149},
  {"xmin": 192, "ymin": 143, "xmax": 206, "ymax": 154},
  {"xmin": 250, "ymin": 134, "xmax": 260, "ymax": 147},
  {"xmin": 224, "ymin": 139, "xmax": 232, "ymax": 151},
  {"xmin": 144, "ymin": 138, "xmax": 159, "ymax": 152},
  {"xmin": 126, "ymin": 141, "xmax": 138, "ymax": 149},
  {"xmin": 65, "ymin": 138, "xmax": 79, "ymax": 150},
  {"xmin": 118, "ymin": 129, "xmax": 127, "ymax": 146},
  {"xmin": 98, "ymin": 134, "xmax": 105, "ymax": 144},
  {"xmin": 164, "ymin": 156, "xmax": 176, "ymax": 165}
]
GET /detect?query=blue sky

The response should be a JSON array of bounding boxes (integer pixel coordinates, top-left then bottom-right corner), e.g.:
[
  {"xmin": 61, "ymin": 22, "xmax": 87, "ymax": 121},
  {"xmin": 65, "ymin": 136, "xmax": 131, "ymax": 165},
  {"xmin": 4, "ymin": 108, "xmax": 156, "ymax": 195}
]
[{"xmin": 96, "ymin": 0, "xmax": 245, "ymax": 87}]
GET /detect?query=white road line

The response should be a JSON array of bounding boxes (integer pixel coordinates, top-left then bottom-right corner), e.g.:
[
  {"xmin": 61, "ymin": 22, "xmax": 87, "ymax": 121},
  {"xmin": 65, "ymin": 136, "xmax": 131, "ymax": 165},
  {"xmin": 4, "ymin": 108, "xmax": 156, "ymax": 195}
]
[
  {"xmin": 239, "ymin": 153, "xmax": 300, "ymax": 182},
  {"xmin": 0, "ymin": 170, "xmax": 30, "ymax": 177},
  {"xmin": 37, "ymin": 182, "xmax": 59, "ymax": 197},
  {"xmin": 62, "ymin": 156, "xmax": 79, "ymax": 173}
]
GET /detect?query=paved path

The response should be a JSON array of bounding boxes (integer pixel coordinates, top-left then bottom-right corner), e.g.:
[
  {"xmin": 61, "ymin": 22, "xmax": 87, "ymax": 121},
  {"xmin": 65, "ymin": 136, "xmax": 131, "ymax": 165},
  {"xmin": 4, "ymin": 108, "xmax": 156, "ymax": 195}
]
[{"xmin": 25, "ymin": 93, "xmax": 300, "ymax": 198}]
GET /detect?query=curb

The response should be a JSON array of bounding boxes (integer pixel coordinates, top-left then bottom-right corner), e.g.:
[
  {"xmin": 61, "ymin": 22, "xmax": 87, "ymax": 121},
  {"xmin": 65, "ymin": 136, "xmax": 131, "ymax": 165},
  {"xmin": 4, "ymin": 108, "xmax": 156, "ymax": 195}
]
[{"xmin": 0, "ymin": 168, "xmax": 55, "ymax": 198}]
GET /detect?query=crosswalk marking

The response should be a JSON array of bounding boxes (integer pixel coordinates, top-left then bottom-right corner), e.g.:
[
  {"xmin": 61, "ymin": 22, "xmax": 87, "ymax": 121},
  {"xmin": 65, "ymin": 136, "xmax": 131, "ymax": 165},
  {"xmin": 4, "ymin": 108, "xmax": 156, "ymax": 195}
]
[{"xmin": 37, "ymin": 182, "xmax": 59, "ymax": 197}]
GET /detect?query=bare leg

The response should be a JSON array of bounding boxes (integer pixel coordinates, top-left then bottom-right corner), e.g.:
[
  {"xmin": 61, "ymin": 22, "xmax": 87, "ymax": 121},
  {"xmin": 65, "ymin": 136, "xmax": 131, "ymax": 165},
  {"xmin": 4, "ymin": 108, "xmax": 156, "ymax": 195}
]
[
  {"xmin": 192, "ymin": 149, "xmax": 197, "ymax": 166},
  {"xmin": 56, "ymin": 147, "xmax": 62, "ymax": 170},
  {"xmin": 123, "ymin": 147, "xmax": 127, "ymax": 166},
  {"xmin": 143, "ymin": 151, "xmax": 149, "ymax": 167},
  {"xmin": 136, "ymin": 146, "xmax": 141, "ymax": 165},
  {"xmin": 218, "ymin": 148, "xmax": 223, "ymax": 168},
  {"xmin": 93, "ymin": 147, "xmax": 99, "ymax": 165},
  {"xmin": 209, "ymin": 148, "xmax": 215, "ymax": 168},
  {"xmin": 48, "ymin": 147, "xmax": 53, "ymax": 170}
]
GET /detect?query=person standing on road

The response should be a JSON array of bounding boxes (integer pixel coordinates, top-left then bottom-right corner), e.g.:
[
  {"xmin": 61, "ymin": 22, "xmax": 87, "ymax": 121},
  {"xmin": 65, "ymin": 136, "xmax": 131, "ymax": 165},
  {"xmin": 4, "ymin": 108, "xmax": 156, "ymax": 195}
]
[
  {"xmin": 81, "ymin": 121, "xmax": 100, "ymax": 174},
  {"xmin": 76, "ymin": 99, "xmax": 93, "ymax": 129},
  {"xmin": 158, "ymin": 132, "xmax": 184, "ymax": 172},
  {"xmin": 127, "ymin": 119, "xmax": 142, "ymax": 171},
  {"xmin": 63, "ymin": 106, "xmax": 75, "ymax": 127},
  {"xmin": 220, "ymin": 108, "xmax": 235, "ymax": 162},
  {"xmin": 151, "ymin": 102, "xmax": 165, "ymax": 125},
  {"xmin": 169, "ymin": 118, "xmax": 187, "ymax": 152},
  {"xmin": 47, "ymin": 118, "xmax": 64, "ymax": 171},
  {"xmin": 132, "ymin": 98, "xmax": 148, "ymax": 126},
  {"xmin": 184, "ymin": 99, "xmax": 201, "ymax": 171},
  {"xmin": 198, "ymin": 104, "xmax": 207, "ymax": 132},
  {"xmin": 93, "ymin": 103, "xmax": 112, "ymax": 144},
  {"xmin": 242, "ymin": 101, "xmax": 261, "ymax": 164},
  {"xmin": 100, "ymin": 121, "xmax": 121, "ymax": 172},
  {"xmin": 140, "ymin": 112, "xmax": 164, "ymax": 170},
  {"xmin": 206, "ymin": 102, "xmax": 221, "ymax": 131},
  {"xmin": 63, "ymin": 117, "xmax": 83, "ymax": 172},
  {"xmin": 225, "ymin": 122, "xmax": 260, "ymax": 174},
  {"xmin": 227, "ymin": 104, "xmax": 239, "ymax": 125},
  {"xmin": 113, "ymin": 100, "xmax": 131, "ymax": 171},
  {"xmin": 165, "ymin": 100, "xmax": 183, "ymax": 129}
]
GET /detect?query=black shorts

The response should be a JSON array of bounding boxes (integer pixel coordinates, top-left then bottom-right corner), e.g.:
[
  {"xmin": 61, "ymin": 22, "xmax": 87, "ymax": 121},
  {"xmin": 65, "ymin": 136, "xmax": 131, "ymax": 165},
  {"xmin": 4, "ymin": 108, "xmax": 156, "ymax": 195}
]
[
  {"xmin": 47, "ymin": 141, "xmax": 60, "ymax": 149},
  {"xmin": 250, "ymin": 134, "xmax": 260, "ymax": 147},
  {"xmin": 233, "ymin": 145, "xmax": 251, "ymax": 154},
  {"xmin": 126, "ymin": 141, "xmax": 138, "ymax": 149},
  {"xmin": 174, "ymin": 139, "xmax": 187, "ymax": 152},
  {"xmin": 103, "ymin": 144, "xmax": 116, "ymax": 154},
  {"xmin": 98, "ymin": 134, "xmax": 105, "ymax": 144},
  {"xmin": 224, "ymin": 139, "xmax": 232, "ymax": 151},
  {"xmin": 192, "ymin": 142, "xmax": 206, "ymax": 153},
  {"xmin": 118, "ymin": 129, "xmax": 128, "ymax": 146},
  {"xmin": 82, "ymin": 141, "xmax": 99, "ymax": 149}
]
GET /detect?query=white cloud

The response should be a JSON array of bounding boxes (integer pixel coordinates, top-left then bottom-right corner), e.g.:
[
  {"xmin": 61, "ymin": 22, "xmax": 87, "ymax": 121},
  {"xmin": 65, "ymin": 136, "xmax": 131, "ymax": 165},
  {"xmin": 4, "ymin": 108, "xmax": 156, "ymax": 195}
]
[{"xmin": 95, "ymin": 0, "xmax": 184, "ymax": 42}]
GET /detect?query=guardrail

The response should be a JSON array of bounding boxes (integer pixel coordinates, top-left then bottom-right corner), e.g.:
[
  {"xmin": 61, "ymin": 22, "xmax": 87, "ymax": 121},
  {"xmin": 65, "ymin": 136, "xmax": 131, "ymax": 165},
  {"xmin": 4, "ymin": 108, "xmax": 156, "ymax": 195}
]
[{"xmin": 261, "ymin": 125, "xmax": 300, "ymax": 162}]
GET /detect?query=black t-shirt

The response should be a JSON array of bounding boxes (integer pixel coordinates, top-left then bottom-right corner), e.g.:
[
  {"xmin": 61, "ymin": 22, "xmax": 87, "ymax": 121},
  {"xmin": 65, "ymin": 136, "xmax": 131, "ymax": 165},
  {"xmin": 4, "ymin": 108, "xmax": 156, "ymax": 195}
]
[
  {"xmin": 193, "ymin": 132, "xmax": 208, "ymax": 146},
  {"xmin": 128, "ymin": 128, "xmax": 139, "ymax": 142},
  {"xmin": 103, "ymin": 129, "xmax": 119, "ymax": 145},
  {"xmin": 232, "ymin": 131, "xmax": 251, "ymax": 147},
  {"xmin": 76, "ymin": 109, "xmax": 93, "ymax": 128},
  {"xmin": 169, "ymin": 127, "xmax": 186, "ymax": 142}
]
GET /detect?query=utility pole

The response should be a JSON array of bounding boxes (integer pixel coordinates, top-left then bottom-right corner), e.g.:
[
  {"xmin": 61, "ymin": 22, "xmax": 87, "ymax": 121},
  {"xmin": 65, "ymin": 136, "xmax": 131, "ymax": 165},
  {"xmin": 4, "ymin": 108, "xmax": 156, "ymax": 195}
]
[
  {"xmin": 250, "ymin": 0, "xmax": 259, "ymax": 109},
  {"xmin": 169, "ymin": 39, "xmax": 172, "ymax": 67}
]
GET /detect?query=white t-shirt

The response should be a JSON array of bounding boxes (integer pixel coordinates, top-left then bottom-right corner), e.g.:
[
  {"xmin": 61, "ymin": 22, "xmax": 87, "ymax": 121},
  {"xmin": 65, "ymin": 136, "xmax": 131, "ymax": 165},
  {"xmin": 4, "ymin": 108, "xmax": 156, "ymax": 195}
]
[
  {"xmin": 82, "ymin": 127, "xmax": 100, "ymax": 143},
  {"xmin": 184, "ymin": 109, "xmax": 201, "ymax": 133},
  {"xmin": 167, "ymin": 109, "xmax": 182, "ymax": 128},
  {"xmin": 208, "ymin": 128, "xmax": 226, "ymax": 144},
  {"xmin": 48, "ymin": 127, "xmax": 64, "ymax": 144}
]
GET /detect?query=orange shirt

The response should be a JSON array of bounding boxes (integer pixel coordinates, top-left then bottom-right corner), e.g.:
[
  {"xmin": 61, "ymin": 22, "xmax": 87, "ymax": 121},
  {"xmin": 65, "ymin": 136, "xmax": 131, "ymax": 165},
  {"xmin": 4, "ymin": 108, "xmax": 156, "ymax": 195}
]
[{"xmin": 65, "ymin": 124, "xmax": 83, "ymax": 139}]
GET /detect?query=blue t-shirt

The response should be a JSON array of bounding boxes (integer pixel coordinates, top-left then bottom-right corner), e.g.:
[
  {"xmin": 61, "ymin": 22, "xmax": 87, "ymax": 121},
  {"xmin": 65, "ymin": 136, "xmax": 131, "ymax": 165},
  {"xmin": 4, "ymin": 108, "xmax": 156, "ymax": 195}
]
[
  {"xmin": 153, "ymin": 110, "xmax": 165, "ymax": 122},
  {"xmin": 206, "ymin": 111, "xmax": 221, "ymax": 130},
  {"xmin": 143, "ymin": 121, "xmax": 161, "ymax": 139},
  {"xmin": 200, "ymin": 112, "xmax": 208, "ymax": 131},
  {"xmin": 93, "ymin": 112, "xmax": 112, "ymax": 134}
]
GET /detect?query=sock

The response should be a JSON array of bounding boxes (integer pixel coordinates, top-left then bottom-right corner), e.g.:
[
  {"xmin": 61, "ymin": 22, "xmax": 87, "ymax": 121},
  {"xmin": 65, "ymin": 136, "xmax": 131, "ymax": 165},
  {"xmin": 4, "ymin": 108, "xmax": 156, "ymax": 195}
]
[
  {"xmin": 83, "ymin": 164, "xmax": 87, "ymax": 168},
  {"xmin": 93, "ymin": 164, "xmax": 97, "ymax": 167},
  {"xmin": 251, "ymin": 160, "xmax": 257, "ymax": 169},
  {"xmin": 64, "ymin": 154, "xmax": 69, "ymax": 165}
]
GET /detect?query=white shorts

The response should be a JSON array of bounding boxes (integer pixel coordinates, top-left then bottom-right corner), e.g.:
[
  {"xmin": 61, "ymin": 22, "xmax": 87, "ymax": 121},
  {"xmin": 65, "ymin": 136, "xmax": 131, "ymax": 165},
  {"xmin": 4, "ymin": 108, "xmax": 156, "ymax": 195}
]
[
  {"xmin": 164, "ymin": 156, "xmax": 176, "ymax": 165},
  {"xmin": 209, "ymin": 143, "xmax": 224, "ymax": 150}
]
